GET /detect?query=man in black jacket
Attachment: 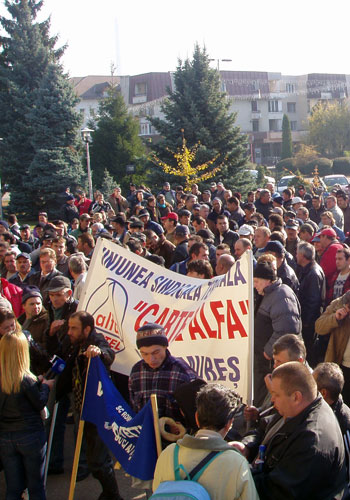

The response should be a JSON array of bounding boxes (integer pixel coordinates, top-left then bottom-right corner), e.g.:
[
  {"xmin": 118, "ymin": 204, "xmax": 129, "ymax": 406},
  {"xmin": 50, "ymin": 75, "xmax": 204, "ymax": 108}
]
[
  {"xmin": 263, "ymin": 240, "xmax": 299, "ymax": 294},
  {"xmin": 48, "ymin": 311, "xmax": 123, "ymax": 500},
  {"xmin": 296, "ymin": 241, "xmax": 326, "ymax": 366},
  {"xmin": 313, "ymin": 362, "xmax": 350, "ymax": 485},
  {"xmin": 44, "ymin": 275, "xmax": 78, "ymax": 475},
  {"xmin": 253, "ymin": 362, "xmax": 348, "ymax": 500},
  {"xmin": 214, "ymin": 215, "xmax": 238, "ymax": 255}
]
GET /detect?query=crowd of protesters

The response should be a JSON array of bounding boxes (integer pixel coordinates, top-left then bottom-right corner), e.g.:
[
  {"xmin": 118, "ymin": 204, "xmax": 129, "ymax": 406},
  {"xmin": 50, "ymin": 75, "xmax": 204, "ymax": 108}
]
[{"xmin": 2, "ymin": 177, "xmax": 350, "ymax": 498}]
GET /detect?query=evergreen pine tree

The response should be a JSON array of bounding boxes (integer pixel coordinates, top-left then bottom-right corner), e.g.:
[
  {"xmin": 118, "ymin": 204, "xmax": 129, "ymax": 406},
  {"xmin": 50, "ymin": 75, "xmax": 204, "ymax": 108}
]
[
  {"xmin": 148, "ymin": 44, "xmax": 247, "ymax": 190},
  {"xmin": 25, "ymin": 63, "xmax": 85, "ymax": 216},
  {"xmin": 281, "ymin": 114, "xmax": 293, "ymax": 160},
  {"xmin": 101, "ymin": 169, "xmax": 116, "ymax": 198},
  {"xmin": 0, "ymin": 0, "xmax": 75, "ymax": 215},
  {"xmin": 89, "ymin": 86, "xmax": 145, "ymax": 190}
]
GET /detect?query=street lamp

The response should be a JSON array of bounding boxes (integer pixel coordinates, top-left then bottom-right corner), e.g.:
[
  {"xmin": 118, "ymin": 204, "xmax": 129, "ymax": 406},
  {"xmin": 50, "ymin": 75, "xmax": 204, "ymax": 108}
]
[
  {"xmin": 81, "ymin": 128, "xmax": 94, "ymax": 201},
  {"xmin": 209, "ymin": 58, "xmax": 232, "ymax": 71}
]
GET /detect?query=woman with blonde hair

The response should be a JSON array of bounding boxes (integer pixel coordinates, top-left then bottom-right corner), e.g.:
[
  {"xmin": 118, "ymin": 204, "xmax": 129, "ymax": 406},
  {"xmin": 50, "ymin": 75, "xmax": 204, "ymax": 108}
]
[{"xmin": 0, "ymin": 331, "xmax": 53, "ymax": 499}]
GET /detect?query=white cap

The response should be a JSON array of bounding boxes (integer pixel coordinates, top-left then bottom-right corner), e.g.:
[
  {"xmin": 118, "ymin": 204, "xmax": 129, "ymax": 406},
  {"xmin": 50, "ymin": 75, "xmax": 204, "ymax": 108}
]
[
  {"xmin": 238, "ymin": 224, "xmax": 254, "ymax": 236},
  {"xmin": 291, "ymin": 196, "xmax": 306, "ymax": 205}
]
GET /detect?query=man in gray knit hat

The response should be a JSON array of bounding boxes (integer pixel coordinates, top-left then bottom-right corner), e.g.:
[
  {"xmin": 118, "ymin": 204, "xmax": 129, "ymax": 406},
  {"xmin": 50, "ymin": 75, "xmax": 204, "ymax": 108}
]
[{"xmin": 128, "ymin": 323, "xmax": 197, "ymax": 420}]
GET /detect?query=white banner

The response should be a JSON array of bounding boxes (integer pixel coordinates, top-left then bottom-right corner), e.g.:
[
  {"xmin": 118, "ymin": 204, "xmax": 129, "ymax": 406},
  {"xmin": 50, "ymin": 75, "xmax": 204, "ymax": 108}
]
[{"xmin": 79, "ymin": 239, "xmax": 254, "ymax": 402}]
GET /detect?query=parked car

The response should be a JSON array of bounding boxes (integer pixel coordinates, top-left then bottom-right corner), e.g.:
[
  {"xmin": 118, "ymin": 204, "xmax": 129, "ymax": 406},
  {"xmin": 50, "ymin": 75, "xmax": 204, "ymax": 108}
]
[
  {"xmin": 245, "ymin": 169, "xmax": 276, "ymax": 188},
  {"xmin": 277, "ymin": 175, "xmax": 295, "ymax": 194},
  {"xmin": 323, "ymin": 174, "xmax": 349, "ymax": 190}
]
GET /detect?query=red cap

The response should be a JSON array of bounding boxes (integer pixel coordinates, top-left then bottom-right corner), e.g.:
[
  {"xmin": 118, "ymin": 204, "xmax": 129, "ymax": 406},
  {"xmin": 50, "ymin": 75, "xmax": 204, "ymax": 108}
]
[
  {"xmin": 161, "ymin": 212, "xmax": 178, "ymax": 221},
  {"xmin": 320, "ymin": 228, "xmax": 337, "ymax": 238}
]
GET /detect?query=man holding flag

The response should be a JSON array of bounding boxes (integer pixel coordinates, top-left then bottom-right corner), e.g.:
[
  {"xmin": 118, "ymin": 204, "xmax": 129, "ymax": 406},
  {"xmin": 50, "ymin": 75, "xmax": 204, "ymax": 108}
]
[{"xmin": 48, "ymin": 311, "xmax": 123, "ymax": 500}]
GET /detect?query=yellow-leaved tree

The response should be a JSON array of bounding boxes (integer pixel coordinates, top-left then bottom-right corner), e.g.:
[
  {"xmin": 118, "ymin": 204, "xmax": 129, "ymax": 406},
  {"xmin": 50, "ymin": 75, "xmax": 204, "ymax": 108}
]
[{"xmin": 150, "ymin": 131, "xmax": 222, "ymax": 189}]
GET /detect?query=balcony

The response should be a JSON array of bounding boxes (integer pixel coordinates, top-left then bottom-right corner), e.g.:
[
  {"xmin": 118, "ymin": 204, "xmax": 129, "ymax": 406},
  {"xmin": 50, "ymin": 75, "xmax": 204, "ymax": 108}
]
[
  {"xmin": 251, "ymin": 111, "xmax": 261, "ymax": 119},
  {"xmin": 132, "ymin": 95, "xmax": 147, "ymax": 104},
  {"xmin": 268, "ymin": 111, "xmax": 283, "ymax": 120}
]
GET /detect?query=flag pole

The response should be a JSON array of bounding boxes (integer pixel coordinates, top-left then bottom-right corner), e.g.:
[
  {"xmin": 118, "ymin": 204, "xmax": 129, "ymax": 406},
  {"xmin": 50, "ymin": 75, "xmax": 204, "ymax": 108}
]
[
  {"xmin": 247, "ymin": 249, "xmax": 254, "ymax": 407},
  {"xmin": 150, "ymin": 394, "xmax": 162, "ymax": 457},
  {"xmin": 68, "ymin": 357, "xmax": 92, "ymax": 500}
]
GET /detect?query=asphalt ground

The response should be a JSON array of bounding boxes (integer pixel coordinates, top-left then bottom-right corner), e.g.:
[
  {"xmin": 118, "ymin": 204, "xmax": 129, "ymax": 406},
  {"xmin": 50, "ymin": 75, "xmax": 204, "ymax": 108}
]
[{"xmin": 0, "ymin": 422, "xmax": 148, "ymax": 500}]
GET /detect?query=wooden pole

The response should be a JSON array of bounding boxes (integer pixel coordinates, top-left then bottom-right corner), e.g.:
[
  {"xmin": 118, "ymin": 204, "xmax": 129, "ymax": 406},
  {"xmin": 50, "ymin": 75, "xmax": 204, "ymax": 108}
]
[
  {"xmin": 150, "ymin": 394, "xmax": 162, "ymax": 457},
  {"xmin": 44, "ymin": 401, "xmax": 59, "ymax": 486},
  {"xmin": 68, "ymin": 357, "xmax": 91, "ymax": 500}
]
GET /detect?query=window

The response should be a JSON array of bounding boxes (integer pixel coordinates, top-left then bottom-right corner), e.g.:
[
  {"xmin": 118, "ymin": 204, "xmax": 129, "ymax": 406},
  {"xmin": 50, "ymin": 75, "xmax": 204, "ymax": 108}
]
[
  {"xmin": 135, "ymin": 82, "xmax": 147, "ymax": 96},
  {"xmin": 252, "ymin": 120, "xmax": 259, "ymax": 132},
  {"xmin": 269, "ymin": 119, "xmax": 282, "ymax": 132},
  {"xmin": 290, "ymin": 121, "xmax": 297, "ymax": 131},
  {"xmin": 140, "ymin": 122, "xmax": 151, "ymax": 135},
  {"xmin": 251, "ymin": 100, "xmax": 258, "ymax": 112},
  {"xmin": 287, "ymin": 102, "xmax": 296, "ymax": 113},
  {"xmin": 286, "ymin": 83, "xmax": 295, "ymax": 93},
  {"xmin": 268, "ymin": 100, "xmax": 281, "ymax": 112}
]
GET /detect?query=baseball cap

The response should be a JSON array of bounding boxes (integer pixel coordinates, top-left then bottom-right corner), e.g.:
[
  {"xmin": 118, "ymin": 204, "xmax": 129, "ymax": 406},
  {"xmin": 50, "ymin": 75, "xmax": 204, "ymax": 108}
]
[
  {"xmin": 193, "ymin": 203, "xmax": 201, "ymax": 210},
  {"xmin": 320, "ymin": 228, "xmax": 337, "ymax": 238},
  {"xmin": 16, "ymin": 253, "xmax": 31, "ymax": 260},
  {"xmin": 272, "ymin": 195, "xmax": 283, "ymax": 205},
  {"xmin": 160, "ymin": 212, "xmax": 178, "ymax": 222},
  {"xmin": 138, "ymin": 209, "xmax": 149, "ymax": 218},
  {"xmin": 47, "ymin": 276, "xmax": 72, "ymax": 292},
  {"xmin": 210, "ymin": 182, "xmax": 217, "ymax": 188},
  {"xmin": 238, "ymin": 224, "xmax": 254, "ymax": 236},
  {"xmin": 175, "ymin": 225, "xmax": 190, "ymax": 236},
  {"xmin": 285, "ymin": 220, "xmax": 299, "ymax": 230},
  {"xmin": 129, "ymin": 219, "xmax": 144, "ymax": 229},
  {"xmin": 80, "ymin": 213, "xmax": 92, "ymax": 220},
  {"xmin": 291, "ymin": 197, "xmax": 306, "ymax": 205},
  {"xmin": 263, "ymin": 241, "xmax": 285, "ymax": 256},
  {"xmin": 311, "ymin": 232, "xmax": 321, "ymax": 243}
]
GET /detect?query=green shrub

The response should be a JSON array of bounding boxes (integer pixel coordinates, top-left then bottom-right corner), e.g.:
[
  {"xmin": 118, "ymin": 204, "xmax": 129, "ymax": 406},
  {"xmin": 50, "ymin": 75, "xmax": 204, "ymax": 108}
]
[
  {"xmin": 300, "ymin": 158, "xmax": 333, "ymax": 176},
  {"xmin": 333, "ymin": 157, "xmax": 350, "ymax": 175}
]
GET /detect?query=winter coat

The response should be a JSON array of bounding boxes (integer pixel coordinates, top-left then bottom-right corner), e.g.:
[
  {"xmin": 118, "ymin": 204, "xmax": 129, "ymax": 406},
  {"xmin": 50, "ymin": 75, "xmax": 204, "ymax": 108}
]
[
  {"xmin": 315, "ymin": 296, "xmax": 350, "ymax": 365},
  {"xmin": 254, "ymin": 278, "xmax": 301, "ymax": 358},
  {"xmin": 253, "ymin": 397, "xmax": 348, "ymax": 500},
  {"xmin": 297, "ymin": 261, "xmax": 326, "ymax": 326},
  {"xmin": 153, "ymin": 429, "xmax": 259, "ymax": 500}
]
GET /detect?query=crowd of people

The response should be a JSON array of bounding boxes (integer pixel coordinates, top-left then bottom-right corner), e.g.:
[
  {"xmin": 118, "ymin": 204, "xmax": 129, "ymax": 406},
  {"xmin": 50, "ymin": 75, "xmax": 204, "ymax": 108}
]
[{"xmin": 1, "ymin": 177, "xmax": 350, "ymax": 498}]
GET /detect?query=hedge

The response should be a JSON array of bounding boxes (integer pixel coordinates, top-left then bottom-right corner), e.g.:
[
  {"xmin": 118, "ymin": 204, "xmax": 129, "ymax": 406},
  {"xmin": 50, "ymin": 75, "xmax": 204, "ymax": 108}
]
[
  {"xmin": 333, "ymin": 157, "xmax": 350, "ymax": 175},
  {"xmin": 299, "ymin": 158, "xmax": 333, "ymax": 176}
]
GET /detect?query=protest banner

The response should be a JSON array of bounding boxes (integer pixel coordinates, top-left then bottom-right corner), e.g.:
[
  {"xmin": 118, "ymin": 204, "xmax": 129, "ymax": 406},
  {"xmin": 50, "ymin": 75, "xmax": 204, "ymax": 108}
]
[
  {"xmin": 79, "ymin": 239, "xmax": 254, "ymax": 402},
  {"xmin": 81, "ymin": 357, "xmax": 158, "ymax": 480}
]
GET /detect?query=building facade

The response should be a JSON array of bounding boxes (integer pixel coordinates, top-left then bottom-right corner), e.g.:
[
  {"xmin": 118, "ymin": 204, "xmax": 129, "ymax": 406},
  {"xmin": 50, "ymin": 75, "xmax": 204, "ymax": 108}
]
[{"xmin": 71, "ymin": 71, "xmax": 349, "ymax": 165}]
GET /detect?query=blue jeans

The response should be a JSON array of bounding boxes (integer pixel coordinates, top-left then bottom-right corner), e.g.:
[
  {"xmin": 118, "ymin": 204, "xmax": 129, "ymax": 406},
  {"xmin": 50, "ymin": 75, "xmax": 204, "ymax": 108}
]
[{"xmin": 0, "ymin": 428, "xmax": 47, "ymax": 500}]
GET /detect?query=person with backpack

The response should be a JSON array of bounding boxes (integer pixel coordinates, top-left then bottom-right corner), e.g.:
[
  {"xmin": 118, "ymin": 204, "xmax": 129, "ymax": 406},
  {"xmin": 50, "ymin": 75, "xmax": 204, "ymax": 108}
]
[{"xmin": 152, "ymin": 383, "xmax": 258, "ymax": 500}]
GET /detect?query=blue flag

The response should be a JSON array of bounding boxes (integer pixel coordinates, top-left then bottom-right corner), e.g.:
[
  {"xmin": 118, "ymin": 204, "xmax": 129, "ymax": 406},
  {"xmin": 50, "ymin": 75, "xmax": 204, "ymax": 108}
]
[{"xmin": 82, "ymin": 357, "xmax": 158, "ymax": 480}]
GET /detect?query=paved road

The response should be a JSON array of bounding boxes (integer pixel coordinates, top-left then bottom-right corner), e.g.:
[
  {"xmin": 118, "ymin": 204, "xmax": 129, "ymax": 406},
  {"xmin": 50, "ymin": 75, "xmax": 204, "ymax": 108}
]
[{"xmin": 0, "ymin": 423, "xmax": 148, "ymax": 500}]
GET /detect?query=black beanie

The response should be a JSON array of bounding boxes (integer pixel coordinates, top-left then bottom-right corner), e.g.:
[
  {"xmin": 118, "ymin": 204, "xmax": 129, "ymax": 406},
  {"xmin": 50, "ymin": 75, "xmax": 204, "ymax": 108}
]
[
  {"xmin": 253, "ymin": 261, "xmax": 277, "ymax": 281},
  {"xmin": 136, "ymin": 323, "xmax": 168, "ymax": 349}
]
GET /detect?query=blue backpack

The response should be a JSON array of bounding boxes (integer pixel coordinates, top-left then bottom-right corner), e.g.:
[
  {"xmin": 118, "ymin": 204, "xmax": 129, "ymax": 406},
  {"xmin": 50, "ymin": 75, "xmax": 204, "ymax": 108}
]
[{"xmin": 151, "ymin": 444, "xmax": 223, "ymax": 500}]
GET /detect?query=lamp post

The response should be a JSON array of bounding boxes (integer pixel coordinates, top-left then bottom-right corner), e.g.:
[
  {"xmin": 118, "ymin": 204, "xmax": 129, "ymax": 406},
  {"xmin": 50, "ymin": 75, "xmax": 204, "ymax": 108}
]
[
  {"xmin": 81, "ymin": 128, "xmax": 94, "ymax": 201},
  {"xmin": 209, "ymin": 58, "xmax": 232, "ymax": 71}
]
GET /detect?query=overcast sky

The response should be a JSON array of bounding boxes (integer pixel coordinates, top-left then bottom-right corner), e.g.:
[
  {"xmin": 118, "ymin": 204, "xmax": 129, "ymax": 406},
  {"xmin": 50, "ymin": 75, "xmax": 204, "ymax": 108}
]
[{"xmin": 2, "ymin": 0, "xmax": 350, "ymax": 77}]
